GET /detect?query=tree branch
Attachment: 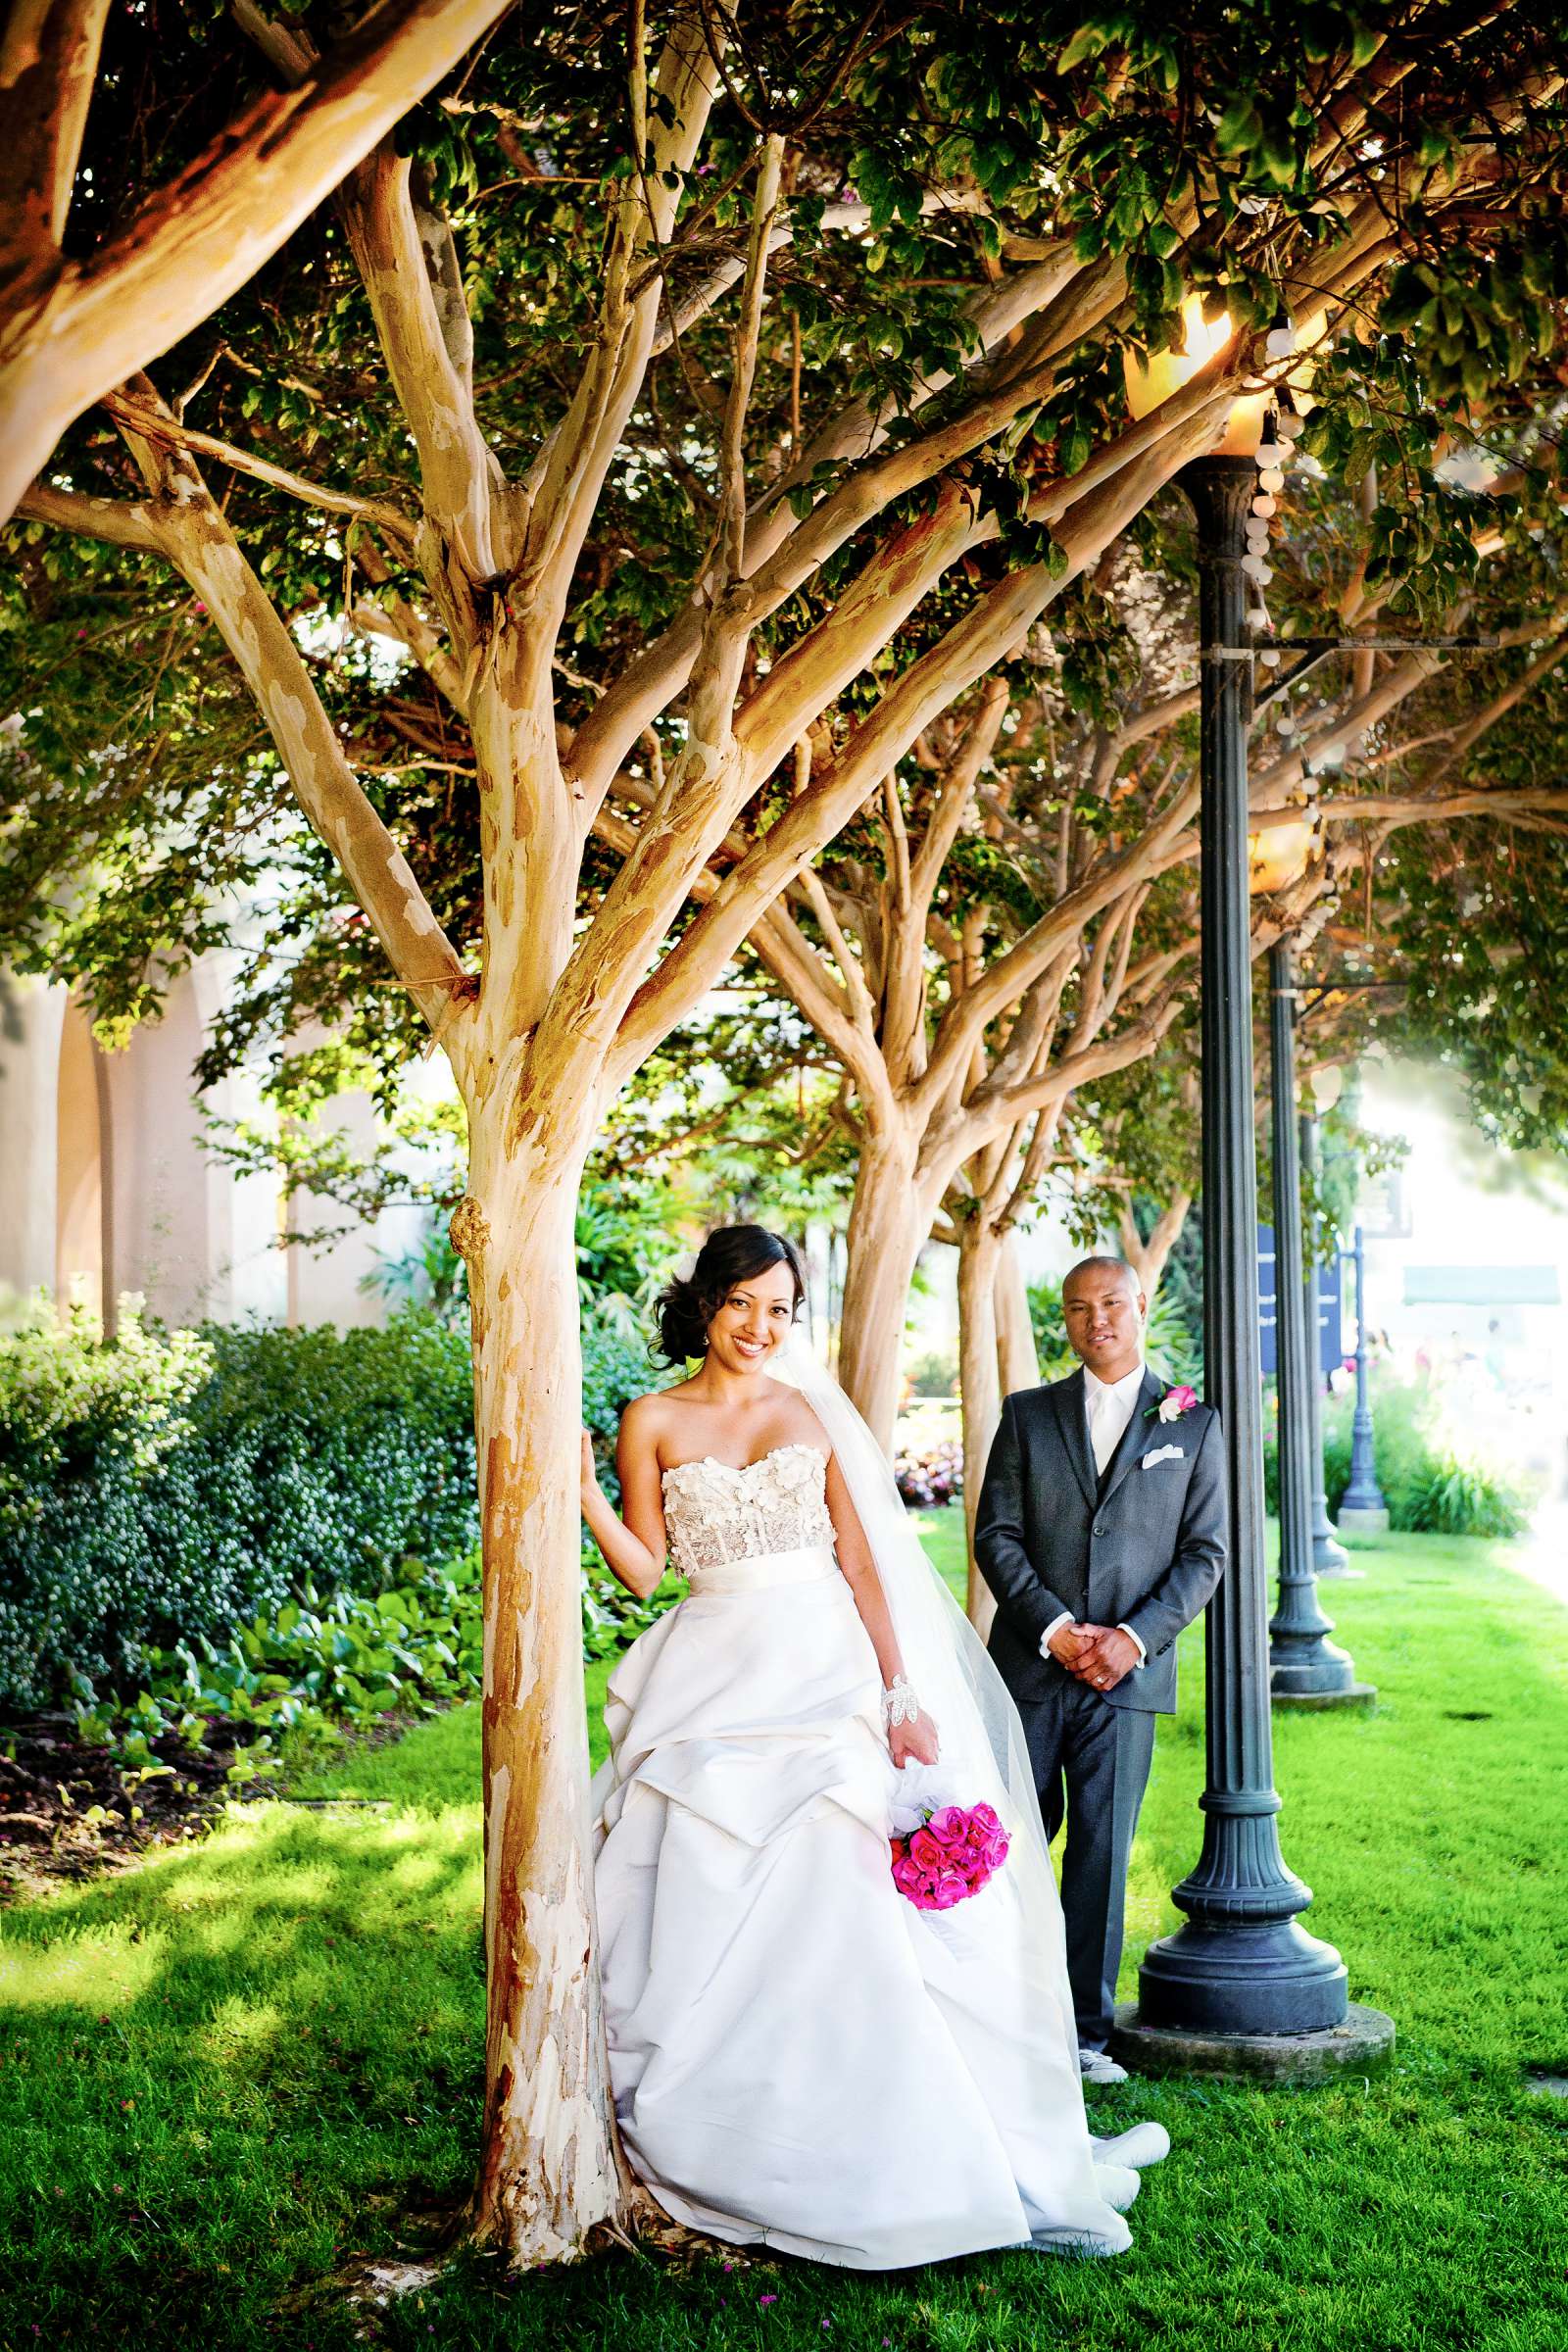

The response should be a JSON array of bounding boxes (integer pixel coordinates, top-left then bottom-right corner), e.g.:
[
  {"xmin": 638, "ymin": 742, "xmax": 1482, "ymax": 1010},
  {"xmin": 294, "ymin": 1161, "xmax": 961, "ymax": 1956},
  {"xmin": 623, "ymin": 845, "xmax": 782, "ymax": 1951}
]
[
  {"xmin": 0, "ymin": 0, "xmax": 517, "ymax": 523},
  {"xmin": 97, "ymin": 389, "xmax": 418, "ymax": 551},
  {"xmin": 103, "ymin": 389, "xmax": 471, "ymax": 1044},
  {"xmin": 609, "ymin": 382, "xmax": 1230, "ymax": 1084},
  {"xmin": 339, "ymin": 144, "xmax": 504, "ymax": 581},
  {"xmin": 15, "ymin": 477, "xmax": 162, "ymax": 550},
  {"xmin": 0, "ymin": 0, "xmax": 111, "ymax": 267},
  {"xmin": 515, "ymin": 11, "xmax": 718, "ymax": 626}
]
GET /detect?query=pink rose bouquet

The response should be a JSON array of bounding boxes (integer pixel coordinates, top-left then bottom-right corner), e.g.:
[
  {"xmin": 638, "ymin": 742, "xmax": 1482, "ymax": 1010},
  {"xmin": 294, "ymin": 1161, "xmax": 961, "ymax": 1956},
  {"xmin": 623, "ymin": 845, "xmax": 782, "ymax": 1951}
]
[{"xmin": 890, "ymin": 1800, "xmax": 1009, "ymax": 1911}]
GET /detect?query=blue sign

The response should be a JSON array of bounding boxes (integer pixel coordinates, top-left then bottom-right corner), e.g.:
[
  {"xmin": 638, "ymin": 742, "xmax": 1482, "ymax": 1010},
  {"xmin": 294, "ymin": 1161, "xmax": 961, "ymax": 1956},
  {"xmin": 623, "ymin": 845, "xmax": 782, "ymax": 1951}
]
[{"xmin": 1258, "ymin": 1226, "xmax": 1343, "ymax": 1378}]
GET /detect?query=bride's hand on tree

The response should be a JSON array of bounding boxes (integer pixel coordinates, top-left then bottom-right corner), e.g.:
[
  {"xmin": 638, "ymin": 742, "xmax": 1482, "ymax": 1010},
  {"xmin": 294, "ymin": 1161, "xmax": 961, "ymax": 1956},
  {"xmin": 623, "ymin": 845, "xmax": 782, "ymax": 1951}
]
[
  {"xmin": 580, "ymin": 1429, "xmax": 598, "ymax": 1496},
  {"xmin": 889, "ymin": 1708, "xmax": 940, "ymax": 1770}
]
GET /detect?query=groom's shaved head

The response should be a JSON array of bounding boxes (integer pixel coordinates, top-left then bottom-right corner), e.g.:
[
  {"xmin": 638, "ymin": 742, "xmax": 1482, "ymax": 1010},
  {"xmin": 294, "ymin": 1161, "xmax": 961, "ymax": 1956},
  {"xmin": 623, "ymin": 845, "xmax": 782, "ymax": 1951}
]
[{"xmin": 1063, "ymin": 1254, "xmax": 1141, "ymax": 1299}]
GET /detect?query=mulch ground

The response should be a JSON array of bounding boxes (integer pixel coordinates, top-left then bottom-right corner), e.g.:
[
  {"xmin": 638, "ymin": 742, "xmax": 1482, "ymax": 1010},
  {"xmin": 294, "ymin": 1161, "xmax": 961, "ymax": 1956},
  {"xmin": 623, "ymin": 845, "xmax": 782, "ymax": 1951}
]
[
  {"xmin": 0, "ymin": 1713, "xmax": 244, "ymax": 1897},
  {"xmin": 0, "ymin": 1707, "xmax": 425, "ymax": 1900}
]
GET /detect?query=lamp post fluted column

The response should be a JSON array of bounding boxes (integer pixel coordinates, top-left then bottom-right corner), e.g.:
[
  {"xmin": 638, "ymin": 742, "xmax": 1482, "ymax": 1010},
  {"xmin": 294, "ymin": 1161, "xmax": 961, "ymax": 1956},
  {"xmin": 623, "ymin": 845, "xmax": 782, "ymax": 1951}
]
[
  {"xmin": 1340, "ymin": 1223, "xmax": 1390, "ymax": 1533},
  {"xmin": 1267, "ymin": 944, "xmax": 1362, "ymax": 1699},
  {"xmin": 1133, "ymin": 457, "xmax": 1348, "ymax": 2036},
  {"xmin": 1299, "ymin": 1111, "xmax": 1353, "ymax": 1578}
]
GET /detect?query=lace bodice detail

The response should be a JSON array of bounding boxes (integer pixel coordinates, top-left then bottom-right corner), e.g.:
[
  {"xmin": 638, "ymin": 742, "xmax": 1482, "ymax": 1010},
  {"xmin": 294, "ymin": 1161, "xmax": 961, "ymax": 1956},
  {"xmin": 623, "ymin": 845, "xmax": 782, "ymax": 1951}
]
[{"xmin": 662, "ymin": 1444, "xmax": 835, "ymax": 1579}]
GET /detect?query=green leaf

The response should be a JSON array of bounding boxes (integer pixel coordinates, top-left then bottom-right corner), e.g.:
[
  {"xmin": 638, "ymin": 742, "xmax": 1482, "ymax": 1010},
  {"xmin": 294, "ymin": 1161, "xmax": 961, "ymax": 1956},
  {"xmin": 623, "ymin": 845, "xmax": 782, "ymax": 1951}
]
[
  {"xmin": 1057, "ymin": 24, "xmax": 1115, "ymax": 74},
  {"xmin": 1214, "ymin": 96, "xmax": 1262, "ymax": 157}
]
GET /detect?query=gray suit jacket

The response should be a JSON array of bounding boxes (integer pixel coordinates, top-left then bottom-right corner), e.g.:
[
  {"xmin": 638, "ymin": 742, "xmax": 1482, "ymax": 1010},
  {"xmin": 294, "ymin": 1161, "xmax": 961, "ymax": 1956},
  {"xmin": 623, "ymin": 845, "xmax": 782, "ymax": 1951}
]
[{"xmin": 974, "ymin": 1366, "xmax": 1227, "ymax": 1716}]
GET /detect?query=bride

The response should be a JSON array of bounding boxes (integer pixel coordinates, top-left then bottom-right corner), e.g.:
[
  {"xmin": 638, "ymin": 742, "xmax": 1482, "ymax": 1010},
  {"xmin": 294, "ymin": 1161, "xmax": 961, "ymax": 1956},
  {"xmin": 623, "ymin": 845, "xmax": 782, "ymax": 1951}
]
[{"xmin": 580, "ymin": 1222, "xmax": 1169, "ymax": 2270}]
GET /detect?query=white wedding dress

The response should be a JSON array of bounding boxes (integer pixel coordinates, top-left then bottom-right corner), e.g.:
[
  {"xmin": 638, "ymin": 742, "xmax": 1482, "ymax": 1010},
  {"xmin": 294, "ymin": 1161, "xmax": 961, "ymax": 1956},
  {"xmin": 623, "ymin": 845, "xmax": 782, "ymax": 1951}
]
[{"xmin": 591, "ymin": 1440, "xmax": 1159, "ymax": 2270}]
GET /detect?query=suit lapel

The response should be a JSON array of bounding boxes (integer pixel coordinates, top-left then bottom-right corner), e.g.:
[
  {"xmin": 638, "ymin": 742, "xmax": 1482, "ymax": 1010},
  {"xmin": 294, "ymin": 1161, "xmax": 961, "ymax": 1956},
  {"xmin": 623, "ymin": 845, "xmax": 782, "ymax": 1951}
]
[
  {"xmin": 1098, "ymin": 1368, "xmax": 1165, "ymax": 1506},
  {"xmin": 1053, "ymin": 1369, "xmax": 1099, "ymax": 1512}
]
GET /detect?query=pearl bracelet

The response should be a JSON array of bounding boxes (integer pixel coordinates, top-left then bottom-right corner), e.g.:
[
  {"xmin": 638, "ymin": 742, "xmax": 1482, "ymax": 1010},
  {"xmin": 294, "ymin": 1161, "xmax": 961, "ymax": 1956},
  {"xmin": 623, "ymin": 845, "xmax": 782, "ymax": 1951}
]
[{"xmin": 882, "ymin": 1675, "xmax": 920, "ymax": 1729}]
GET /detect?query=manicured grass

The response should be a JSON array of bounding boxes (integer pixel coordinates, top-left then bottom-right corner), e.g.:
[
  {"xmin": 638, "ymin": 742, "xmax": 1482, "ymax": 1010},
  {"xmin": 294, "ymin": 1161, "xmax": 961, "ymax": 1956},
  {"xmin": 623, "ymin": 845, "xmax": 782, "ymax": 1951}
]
[{"xmin": 2, "ymin": 1524, "xmax": 1566, "ymax": 2350}]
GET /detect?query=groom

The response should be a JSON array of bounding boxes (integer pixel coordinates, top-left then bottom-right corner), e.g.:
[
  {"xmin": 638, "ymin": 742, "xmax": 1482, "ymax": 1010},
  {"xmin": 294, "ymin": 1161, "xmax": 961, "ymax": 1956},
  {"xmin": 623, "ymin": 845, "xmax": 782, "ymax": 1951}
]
[{"xmin": 974, "ymin": 1255, "xmax": 1226, "ymax": 2082}]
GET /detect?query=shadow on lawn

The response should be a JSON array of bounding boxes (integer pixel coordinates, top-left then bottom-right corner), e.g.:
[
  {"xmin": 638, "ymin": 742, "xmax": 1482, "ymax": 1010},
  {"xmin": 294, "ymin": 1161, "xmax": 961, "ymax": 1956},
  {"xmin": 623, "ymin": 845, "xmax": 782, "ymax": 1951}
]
[
  {"xmin": 0, "ymin": 1795, "xmax": 489, "ymax": 2348},
  {"xmin": 3, "ymin": 1534, "xmax": 1568, "ymax": 2351}
]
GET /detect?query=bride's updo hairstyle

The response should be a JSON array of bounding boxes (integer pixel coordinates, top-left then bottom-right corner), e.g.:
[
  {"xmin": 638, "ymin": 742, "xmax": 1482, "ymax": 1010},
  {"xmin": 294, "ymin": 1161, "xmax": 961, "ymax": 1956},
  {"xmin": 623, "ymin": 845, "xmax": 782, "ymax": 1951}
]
[{"xmin": 655, "ymin": 1224, "xmax": 806, "ymax": 1364}]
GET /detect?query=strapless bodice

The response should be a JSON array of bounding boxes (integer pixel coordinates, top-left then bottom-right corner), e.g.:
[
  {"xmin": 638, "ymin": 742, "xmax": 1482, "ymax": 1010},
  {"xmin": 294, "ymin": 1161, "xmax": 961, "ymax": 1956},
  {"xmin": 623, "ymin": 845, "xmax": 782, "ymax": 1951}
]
[{"xmin": 662, "ymin": 1443, "xmax": 836, "ymax": 1582}]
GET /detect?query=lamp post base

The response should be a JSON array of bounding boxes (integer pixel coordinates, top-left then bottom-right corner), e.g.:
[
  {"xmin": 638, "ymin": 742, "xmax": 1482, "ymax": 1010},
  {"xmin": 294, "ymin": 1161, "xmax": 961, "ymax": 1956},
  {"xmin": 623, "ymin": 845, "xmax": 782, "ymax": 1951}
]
[
  {"xmin": 1338, "ymin": 1503, "xmax": 1390, "ymax": 1536},
  {"xmin": 1269, "ymin": 1631, "xmax": 1361, "ymax": 1698},
  {"xmin": 1109, "ymin": 1999, "xmax": 1396, "ymax": 2081},
  {"xmin": 1273, "ymin": 1680, "xmax": 1378, "ymax": 1710},
  {"xmin": 1312, "ymin": 1521, "xmax": 1350, "ymax": 1576},
  {"xmin": 1137, "ymin": 1914, "xmax": 1348, "ymax": 2036}
]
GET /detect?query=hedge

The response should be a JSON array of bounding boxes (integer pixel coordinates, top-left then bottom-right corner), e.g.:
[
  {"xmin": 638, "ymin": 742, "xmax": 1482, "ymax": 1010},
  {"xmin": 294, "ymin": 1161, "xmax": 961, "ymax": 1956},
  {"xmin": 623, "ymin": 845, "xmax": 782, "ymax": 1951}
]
[{"xmin": 1, "ymin": 1300, "xmax": 666, "ymax": 1714}]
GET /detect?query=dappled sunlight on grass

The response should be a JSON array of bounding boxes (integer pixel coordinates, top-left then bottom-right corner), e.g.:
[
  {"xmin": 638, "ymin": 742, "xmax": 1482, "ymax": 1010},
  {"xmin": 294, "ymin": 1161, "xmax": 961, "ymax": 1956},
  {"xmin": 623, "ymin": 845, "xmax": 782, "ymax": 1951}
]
[
  {"xmin": 0, "ymin": 1923, "xmax": 165, "ymax": 2012},
  {"xmin": 200, "ymin": 1997, "xmax": 289, "ymax": 2060},
  {"xmin": 1, "ymin": 1525, "xmax": 1565, "ymax": 2350}
]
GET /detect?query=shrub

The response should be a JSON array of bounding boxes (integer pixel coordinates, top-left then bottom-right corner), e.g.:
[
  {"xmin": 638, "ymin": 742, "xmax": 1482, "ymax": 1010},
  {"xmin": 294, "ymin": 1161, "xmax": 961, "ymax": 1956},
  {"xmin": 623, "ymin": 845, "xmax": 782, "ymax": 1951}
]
[
  {"xmin": 1261, "ymin": 1373, "xmax": 1526, "ymax": 1541},
  {"xmin": 69, "ymin": 1548, "xmax": 488, "ymax": 1784},
  {"xmin": 895, "ymin": 1439, "xmax": 963, "ymax": 1508},
  {"xmin": 1, "ymin": 1298, "xmax": 674, "ymax": 1716},
  {"xmin": 1321, "ymin": 1376, "xmax": 1526, "ymax": 1538},
  {"xmin": 906, "ymin": 1349, "xmax": 959, "ymax": 1399}
]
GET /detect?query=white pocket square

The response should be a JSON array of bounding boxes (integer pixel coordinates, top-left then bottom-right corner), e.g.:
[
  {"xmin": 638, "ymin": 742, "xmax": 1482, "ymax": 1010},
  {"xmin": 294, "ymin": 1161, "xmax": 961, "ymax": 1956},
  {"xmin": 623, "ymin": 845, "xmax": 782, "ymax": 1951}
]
[{"xmin": 1141, "ymin": 1445, "xmax": 1185, "ymax": 1469}]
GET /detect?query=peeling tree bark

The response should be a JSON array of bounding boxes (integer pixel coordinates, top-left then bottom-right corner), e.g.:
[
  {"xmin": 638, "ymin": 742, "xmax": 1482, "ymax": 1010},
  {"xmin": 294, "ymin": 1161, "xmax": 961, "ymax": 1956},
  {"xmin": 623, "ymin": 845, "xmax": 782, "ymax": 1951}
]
[
  {"xmin": 456, "ymin": 1085, "xmax": 626, "ymax": 2259},
  {"xmin": 956, "ymin": 1208, "xmax": 1004, "ymax": 1636},
  {"xmin": 993, "ymin": 1233, "xmax": 1040, "ymax": 1398},
  {"xmin": 835, "ymin": 1116, "xmax": 936, "ymax": 1452}
]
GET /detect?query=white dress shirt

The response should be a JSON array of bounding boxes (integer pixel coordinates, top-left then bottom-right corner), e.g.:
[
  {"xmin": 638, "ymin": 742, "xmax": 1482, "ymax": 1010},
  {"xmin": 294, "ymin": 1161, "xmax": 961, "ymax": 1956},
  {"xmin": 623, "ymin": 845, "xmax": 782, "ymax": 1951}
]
[{"xmin": 1041, "ymin": 1359, "xmax": 1149, "ymax": 1671}]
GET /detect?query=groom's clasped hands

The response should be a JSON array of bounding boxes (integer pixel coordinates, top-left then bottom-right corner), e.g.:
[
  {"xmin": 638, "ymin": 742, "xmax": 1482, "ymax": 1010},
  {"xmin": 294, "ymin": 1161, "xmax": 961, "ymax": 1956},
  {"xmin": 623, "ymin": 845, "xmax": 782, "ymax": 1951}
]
[{"xmin": 1046, "ymin": 1620, "xmax": 1142, "ymax": 1693}]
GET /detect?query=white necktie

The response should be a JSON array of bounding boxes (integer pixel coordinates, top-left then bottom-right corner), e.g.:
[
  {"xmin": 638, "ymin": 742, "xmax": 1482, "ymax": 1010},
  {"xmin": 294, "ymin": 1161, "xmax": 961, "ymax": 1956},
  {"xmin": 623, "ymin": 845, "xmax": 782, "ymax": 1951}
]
[{"xmin": 1088, "ymin": 1383, "xmax": 1118, "ymax": 1477}]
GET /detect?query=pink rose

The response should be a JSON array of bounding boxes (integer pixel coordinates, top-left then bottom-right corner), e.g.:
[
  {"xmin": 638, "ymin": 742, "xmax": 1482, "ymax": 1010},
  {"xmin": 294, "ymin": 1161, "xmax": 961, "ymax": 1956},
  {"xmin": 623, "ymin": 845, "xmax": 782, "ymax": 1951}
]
[{"xmin": 891, "ymin": 1798, "xmax": 1011, "ymax": 1909}]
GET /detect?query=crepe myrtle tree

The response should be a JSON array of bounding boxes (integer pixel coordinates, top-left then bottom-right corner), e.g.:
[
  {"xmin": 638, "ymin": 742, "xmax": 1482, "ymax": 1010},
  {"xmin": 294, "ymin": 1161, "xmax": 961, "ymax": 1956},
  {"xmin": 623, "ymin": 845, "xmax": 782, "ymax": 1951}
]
[
  {"xmin": 7, "ymin": 0, "xmax": 1568, "ymax": 2264},
  {"xmin": 738, "ymin": 369, "xmax": 1568, "ymax": 1599},
  {"xmin": 0, "ymin": 0, "xmax": 1235, "ymax": 2265}
]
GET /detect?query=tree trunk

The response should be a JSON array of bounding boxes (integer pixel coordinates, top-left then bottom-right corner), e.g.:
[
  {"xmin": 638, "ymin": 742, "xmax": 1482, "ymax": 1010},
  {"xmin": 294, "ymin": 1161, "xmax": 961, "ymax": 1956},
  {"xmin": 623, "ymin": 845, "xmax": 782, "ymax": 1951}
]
[
  {"xmin": 956, "ymin": 1213, "xmax": 1003, "ymax": 1636},
  {"xmin": 993, "ymin": 1232, "xmax": 1040, "ymax": 1396},
  {"xmin": 1116, "ymin": 1192, "xmax": 1193, "ymax": 1300},
  {"xmin": 456, "ymin": 1085, "xmax": 625, "ymax": 2264},
  {"xmin": 835, "ymin": 1119, "xmax": 930, "ymax": 1452}
]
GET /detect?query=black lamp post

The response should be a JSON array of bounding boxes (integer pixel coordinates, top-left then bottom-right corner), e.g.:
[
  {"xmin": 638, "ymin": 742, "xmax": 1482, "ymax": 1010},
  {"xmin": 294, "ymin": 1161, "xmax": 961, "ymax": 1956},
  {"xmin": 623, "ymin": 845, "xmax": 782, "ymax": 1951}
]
[
  {"xmin": 1267, "ymin": 944, "xmax": 1367, "ymax": 1702},
  {"xmin": 1131, "ymin": 457, "xmax": 1348, "ymax": 2036},
  {"xmin": 1299, "ymin": 1109, "xmax": 1354, "ymax": 1578},
  {"xmin": 1340, "ymin": 1222, "xmax": 1390, "ymax": 1532}
]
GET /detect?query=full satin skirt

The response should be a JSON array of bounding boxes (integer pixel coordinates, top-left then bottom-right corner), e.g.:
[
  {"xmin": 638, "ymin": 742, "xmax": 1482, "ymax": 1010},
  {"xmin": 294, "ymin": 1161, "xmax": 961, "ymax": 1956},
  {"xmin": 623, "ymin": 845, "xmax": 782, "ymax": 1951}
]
[{"xmin": 592, "ymin": 1544, "xmax": 1138, "ymax": 2269}]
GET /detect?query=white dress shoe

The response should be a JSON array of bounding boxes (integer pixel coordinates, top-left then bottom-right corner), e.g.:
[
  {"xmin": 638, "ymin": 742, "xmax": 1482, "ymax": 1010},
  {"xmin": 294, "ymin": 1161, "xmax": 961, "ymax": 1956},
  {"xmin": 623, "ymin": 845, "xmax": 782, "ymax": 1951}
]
[
  {"xmin": 1092, "ymin": 2121, "xmax": 1170, "ymax": 2170},
  {"xmin": 1094, "ymin": 2161, "xmax": 1142, "ymax": 2214},
  {"xmin": 1078, "ymin": 2046, "xmax": 1130, "ymax": 2084}
]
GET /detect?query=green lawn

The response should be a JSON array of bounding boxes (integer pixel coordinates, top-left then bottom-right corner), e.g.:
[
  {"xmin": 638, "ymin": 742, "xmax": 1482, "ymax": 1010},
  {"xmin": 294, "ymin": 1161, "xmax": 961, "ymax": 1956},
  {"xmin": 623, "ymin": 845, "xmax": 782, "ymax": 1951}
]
[{"xmin": 2, "ymin": 1523, "xmax": 1566, "ymax": 2351}]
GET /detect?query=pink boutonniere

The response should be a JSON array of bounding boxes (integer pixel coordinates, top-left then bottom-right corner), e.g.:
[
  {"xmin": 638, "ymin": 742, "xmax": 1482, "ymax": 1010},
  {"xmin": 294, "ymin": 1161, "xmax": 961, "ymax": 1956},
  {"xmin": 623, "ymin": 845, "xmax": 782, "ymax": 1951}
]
[{"xmin": 1145, "ymin": 1382, "xmax": 1199, "ymax": 1424}]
